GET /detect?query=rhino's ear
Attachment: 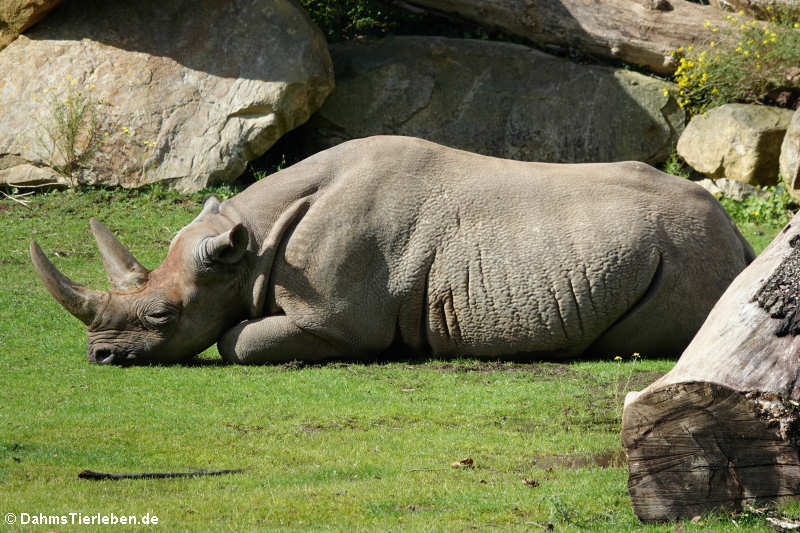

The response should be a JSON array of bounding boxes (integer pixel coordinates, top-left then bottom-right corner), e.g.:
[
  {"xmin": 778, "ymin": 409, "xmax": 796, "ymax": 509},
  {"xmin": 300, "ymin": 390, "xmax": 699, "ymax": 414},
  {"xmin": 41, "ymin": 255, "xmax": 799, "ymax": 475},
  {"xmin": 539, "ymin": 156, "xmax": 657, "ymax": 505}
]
[
  {"xmin": 191, "ymin": 196, "xmax": 221, "ymax": 225},
  {"xmin": 198, "ymin": 223, "xmax": 249, "ymax": 267}
]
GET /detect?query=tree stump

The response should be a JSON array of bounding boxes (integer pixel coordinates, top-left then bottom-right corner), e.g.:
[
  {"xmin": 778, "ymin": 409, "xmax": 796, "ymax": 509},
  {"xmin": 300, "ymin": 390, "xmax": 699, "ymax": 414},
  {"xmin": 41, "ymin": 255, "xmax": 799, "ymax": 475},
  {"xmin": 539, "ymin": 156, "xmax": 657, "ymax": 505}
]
[{"xmin": 622, "ymin": 213, "xmax": 800, "ymax": 522}]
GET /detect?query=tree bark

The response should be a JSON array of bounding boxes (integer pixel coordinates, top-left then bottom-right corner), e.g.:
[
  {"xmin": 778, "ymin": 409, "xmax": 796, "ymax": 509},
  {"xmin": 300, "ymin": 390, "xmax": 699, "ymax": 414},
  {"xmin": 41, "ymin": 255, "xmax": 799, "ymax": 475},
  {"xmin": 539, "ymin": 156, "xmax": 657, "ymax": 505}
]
[
  {"xmin": 400, "ymin": 0, "xmax": 745, "ymax": 74},
  {"xmin": 622, "ymin": 213, "xmax": 800, "ymax": 522}
]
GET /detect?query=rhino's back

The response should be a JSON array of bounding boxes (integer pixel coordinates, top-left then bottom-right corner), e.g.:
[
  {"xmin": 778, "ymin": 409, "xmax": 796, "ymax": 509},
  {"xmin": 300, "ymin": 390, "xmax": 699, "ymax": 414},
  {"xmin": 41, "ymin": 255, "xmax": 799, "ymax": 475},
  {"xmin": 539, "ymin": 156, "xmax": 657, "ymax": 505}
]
[{"xmin": 271, "ymin": 136, "xmax": 751, "ymax": 358}]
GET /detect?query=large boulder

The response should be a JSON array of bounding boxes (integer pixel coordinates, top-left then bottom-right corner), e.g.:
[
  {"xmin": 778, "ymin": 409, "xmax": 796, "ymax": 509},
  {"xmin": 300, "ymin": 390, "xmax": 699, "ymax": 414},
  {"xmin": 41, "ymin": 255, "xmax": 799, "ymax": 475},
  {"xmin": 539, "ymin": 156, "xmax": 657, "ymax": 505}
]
[
  {"xmin": 0, "ymin": 0, "xmax": 334, "ymax": 192},
  {"xmin": 300, "ymin": 36, "xmax": 684, "ymax": 166},
  {"xmin": 781, "ymin": 108, "xmax": 800, "ymax": 200},
  {"xmin": 402, "ymin": 0, "xmax": 739, "ymax": 75},
  {"xmin": 677, "ymin": 103, "xmax": 794, "ymax": 186},
  {"xmin": 0, "ymin": 0, "xmax": 61, "ymax": 50}
]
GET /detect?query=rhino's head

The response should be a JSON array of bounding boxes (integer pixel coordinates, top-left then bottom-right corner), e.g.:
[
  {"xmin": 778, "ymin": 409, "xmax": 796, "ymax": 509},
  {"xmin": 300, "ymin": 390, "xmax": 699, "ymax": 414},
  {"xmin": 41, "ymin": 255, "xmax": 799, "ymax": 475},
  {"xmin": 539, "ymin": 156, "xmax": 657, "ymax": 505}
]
[{"xmin": 30, "ymin": 200, "xmax": 250, "ymax": 365}]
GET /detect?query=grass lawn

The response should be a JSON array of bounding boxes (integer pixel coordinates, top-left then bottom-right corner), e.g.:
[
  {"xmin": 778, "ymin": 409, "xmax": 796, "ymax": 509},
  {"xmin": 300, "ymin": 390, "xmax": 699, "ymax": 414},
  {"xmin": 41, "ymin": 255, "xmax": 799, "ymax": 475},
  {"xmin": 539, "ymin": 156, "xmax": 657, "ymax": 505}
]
[{"xmin": 0, "ymin": 186, "xmax": 794, "ymax": 532}]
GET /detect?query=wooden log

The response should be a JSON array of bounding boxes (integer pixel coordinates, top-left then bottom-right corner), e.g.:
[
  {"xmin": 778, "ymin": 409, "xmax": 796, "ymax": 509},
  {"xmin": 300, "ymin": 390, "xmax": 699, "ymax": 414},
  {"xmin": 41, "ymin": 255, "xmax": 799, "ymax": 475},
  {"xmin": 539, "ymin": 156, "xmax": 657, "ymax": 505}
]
[
  {"xmin": 399, "ymin": 0, "xmax": 745, "ymax": 74},
  {"xmin": 622, "ymin": 213, "xmax": 800, "ymax": 522}
]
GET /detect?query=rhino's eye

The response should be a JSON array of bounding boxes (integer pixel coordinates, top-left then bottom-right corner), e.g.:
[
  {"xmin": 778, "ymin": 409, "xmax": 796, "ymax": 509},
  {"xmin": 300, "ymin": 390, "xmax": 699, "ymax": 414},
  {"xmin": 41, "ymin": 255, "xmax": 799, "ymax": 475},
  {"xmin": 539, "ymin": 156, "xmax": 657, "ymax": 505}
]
[{"xmin": 142, "ymin": 306, "xmax": 177, "ymax": 329}]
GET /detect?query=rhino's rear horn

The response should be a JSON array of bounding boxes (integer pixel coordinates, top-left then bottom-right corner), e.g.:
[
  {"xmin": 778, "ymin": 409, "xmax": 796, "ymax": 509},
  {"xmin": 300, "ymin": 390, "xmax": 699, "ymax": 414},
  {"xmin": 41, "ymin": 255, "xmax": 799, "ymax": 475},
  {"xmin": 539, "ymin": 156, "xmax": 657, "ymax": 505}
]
[
  {"xmin": 30, "ymin": 241, "xmax": 107, "ymax": 325},
  {"xmin": 90, "ymin": 218, "xmax": 149, "ymax": 290}
]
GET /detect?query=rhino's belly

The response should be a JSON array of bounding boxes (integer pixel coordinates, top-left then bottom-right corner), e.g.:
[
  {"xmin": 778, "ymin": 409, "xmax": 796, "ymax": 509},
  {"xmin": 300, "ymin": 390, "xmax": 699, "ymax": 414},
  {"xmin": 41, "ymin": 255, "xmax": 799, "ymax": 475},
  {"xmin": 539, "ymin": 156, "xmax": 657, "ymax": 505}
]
[{"xmin": 421, "ymin": 248, "xmax": 655, "ymax": 358}]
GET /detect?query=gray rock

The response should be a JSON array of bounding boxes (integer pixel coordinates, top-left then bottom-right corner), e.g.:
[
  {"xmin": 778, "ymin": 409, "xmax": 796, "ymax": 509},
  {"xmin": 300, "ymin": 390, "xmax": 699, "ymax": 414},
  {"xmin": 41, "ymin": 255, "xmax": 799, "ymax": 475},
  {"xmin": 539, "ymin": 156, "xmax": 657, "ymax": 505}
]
[
  {"xmin": 677, "ymin": 103, "xmax": 794, "ymax": 186},
  {"xmin": 780, "ymin": 108, "xmax": 800, "ymax": 202},
  {"xmin": 302, "ymin": 36, "xmax": 684, "ymax": 165},
  {"xmin": 695, "ymin": 178, "xmax": 769, "ymax": 201},
  {"xmin": 708, "ymin": 0, "xmax": 782, "ymax": 19},
  {"xmin": 0, "ymin": 0, "xmax": 334, "ymax": 192}
]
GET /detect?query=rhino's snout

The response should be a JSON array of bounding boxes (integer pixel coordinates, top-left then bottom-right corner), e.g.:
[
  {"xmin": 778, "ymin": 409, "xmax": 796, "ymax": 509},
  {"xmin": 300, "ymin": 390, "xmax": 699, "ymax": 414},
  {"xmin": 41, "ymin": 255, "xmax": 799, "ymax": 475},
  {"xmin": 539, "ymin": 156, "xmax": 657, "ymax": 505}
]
[{"xmin": 88, "ymin": 345, "xmax": 136, "ymax": 366}]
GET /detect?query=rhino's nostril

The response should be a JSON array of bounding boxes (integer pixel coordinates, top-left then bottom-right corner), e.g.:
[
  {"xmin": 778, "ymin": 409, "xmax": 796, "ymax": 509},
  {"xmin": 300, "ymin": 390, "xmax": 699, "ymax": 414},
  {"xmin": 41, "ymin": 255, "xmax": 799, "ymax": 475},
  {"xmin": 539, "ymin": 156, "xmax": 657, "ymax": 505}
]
[{"xmin": 90, "ymin": 346, "xmax": 115, "ymax": 364}]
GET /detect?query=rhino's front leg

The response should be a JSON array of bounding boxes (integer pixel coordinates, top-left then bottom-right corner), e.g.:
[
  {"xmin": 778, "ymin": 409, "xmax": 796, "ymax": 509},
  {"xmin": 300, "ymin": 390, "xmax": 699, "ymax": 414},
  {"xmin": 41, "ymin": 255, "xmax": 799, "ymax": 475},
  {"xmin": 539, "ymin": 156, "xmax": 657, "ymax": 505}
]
[{"xmin": 218, "ymin": 315, "xmax": 343, "ymax": 364}]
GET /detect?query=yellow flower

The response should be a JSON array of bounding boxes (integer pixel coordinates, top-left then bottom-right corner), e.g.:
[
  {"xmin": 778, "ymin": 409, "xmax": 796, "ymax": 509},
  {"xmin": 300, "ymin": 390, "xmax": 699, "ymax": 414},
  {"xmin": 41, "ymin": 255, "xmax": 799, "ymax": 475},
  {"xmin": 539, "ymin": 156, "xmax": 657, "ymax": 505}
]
[
  {"xmin": 709, "ymin": 41, "xmax": 716, "ymax": 47},
  {"xmin": 614, "ymin": 356, "xmax": 622, "ymax": 361},
  {"xmin": 632, "ymin": 352, "xmax": 641, "ymax": 359},
  {"xmin": 703, "ymin": 20, "xmax": 712, "ymax": 28},
  {"xmin": 121, "ymin": 127, "xmax": 130, "ymax": 134},
  {"xmin": 662, "ymin": 88, "xmax": 669, "ymax": 97},
  {"xmin": 711, "ymin": 27, "xmax": 719, "ymax": 33},
  {"xmin": 88, "ymin": 84, "xmax": 95, "ymax": 90},
  {"xmin": 794, "ymin": 22, "xmax": 799, "ymax": 28}
]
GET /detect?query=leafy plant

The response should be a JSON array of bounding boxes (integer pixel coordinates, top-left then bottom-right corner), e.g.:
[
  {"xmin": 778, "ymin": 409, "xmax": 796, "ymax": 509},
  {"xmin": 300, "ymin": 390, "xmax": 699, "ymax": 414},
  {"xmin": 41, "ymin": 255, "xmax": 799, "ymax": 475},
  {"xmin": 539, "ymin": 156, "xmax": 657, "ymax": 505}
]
[
  {"xmin": 669, "ymin": 5, "xmax": 800, "ymax": 114},
  {"xmin": 299, "ymin": 0, "xmax": 414, "ymax": 41},
  {"xmin": 718, "ymin": 183, "xmax": 796, "ymax": 226},
  {"xmin": 660, "ymin": 150, "xmax": 695, "ymax": 179},
  {"xmin": 298, "ymin": 0, "xmax": 522, "ymax": 44},
  {"xmin": 36, "ymin": 81, "xmax": 103, "ymax": 184}
]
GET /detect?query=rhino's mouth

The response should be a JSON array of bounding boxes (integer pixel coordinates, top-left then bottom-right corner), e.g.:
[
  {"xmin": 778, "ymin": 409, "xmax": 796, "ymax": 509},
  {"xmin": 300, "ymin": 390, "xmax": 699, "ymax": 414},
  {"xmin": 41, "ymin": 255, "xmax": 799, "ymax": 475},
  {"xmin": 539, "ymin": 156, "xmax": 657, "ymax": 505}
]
[{"xmin": 89, "ymin": 344, "xmax": 137, "ymax": 365}]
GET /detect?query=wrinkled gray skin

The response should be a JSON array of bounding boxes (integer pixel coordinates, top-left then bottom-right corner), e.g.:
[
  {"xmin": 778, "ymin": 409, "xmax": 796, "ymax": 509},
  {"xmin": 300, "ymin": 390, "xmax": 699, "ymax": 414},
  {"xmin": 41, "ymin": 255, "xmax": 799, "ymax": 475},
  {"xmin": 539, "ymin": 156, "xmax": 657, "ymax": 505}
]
[{"xmin": 31, "ymin": 136, "xmax": 754, "ymax": 365}]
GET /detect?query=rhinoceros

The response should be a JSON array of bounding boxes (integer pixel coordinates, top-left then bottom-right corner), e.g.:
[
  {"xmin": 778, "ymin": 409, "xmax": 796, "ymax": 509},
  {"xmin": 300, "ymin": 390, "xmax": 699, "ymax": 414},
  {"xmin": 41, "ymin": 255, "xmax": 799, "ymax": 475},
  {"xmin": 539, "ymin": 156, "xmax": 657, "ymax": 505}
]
[{"xmin": 31, "ymin": 136, "xmax": 754, "ymax": 365}]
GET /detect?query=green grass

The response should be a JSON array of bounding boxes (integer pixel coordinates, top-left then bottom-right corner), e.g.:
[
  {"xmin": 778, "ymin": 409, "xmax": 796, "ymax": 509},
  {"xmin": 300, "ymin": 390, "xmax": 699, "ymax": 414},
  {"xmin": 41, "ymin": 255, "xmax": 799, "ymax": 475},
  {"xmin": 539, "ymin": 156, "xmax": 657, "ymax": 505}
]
[{"xmin": 0, "ymin": 187, "xmax": 796, "ymax": 532}]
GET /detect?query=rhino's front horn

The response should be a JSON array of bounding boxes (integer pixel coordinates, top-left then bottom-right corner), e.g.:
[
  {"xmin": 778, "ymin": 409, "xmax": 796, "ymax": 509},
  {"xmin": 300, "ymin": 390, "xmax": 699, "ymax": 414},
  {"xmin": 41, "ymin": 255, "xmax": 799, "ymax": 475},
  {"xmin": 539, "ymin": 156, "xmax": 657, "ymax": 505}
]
[
  {"xmin": 29, "ymin": 241, "xmax": 107, "ymax": 325},
  {"xmin": 89, "ymin": 218, "xmax": 149, "ymax": 290}
]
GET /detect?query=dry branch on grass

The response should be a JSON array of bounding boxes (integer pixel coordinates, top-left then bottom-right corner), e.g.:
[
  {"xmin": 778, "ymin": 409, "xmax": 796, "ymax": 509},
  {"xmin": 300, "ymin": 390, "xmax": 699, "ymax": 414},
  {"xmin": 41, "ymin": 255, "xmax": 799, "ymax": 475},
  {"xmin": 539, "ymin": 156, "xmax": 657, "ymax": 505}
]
[{"xmin": 78, "ymin": 469, "xmax": 243, "ymax": 481}]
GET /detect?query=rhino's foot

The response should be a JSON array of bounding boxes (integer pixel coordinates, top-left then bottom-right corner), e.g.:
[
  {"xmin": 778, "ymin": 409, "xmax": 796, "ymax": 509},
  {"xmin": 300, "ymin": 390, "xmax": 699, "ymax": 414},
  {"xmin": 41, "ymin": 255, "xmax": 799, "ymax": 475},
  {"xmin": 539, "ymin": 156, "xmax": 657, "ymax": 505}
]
[{"xmin": 218, "ymin": 315, "xmax": 343, "ymax": 364}]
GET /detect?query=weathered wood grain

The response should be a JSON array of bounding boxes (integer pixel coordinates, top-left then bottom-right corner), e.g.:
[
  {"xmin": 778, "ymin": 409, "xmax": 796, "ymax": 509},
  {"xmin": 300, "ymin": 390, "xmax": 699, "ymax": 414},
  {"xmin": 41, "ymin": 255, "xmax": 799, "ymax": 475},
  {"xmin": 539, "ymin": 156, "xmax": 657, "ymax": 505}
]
[
  {"xmin": 622, "ymin": 212, "xmax": 800, "ymax": 521},
  {"xmin": 401, "ymin": 0, "xmax": 742, "ymax": 74}
]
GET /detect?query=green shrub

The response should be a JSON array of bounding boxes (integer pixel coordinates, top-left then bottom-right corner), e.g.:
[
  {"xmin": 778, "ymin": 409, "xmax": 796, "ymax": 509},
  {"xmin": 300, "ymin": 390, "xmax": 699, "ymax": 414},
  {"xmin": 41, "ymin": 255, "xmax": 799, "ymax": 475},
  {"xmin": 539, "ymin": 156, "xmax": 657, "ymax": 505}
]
[
  {"xmin": 718, "ymin": 183, "xmax": 796, "ymax": 227},
  {"xmin": 660, "ymin": 150, "xmax": 695, "ymax": 179},
  {"xmin": 299, "ymin": 0, "xmax": 424, "ymax": 41},
  {"xmin": 669, "ymin": 6, "xmax": 800, "ymax": 114},
  {"xmin": 35, "ymin": 81, "xmax": 103, "ymax": 184},
  {"xmin": 299, "ymin": 0, "xmax": 508, "ymax": 43}
]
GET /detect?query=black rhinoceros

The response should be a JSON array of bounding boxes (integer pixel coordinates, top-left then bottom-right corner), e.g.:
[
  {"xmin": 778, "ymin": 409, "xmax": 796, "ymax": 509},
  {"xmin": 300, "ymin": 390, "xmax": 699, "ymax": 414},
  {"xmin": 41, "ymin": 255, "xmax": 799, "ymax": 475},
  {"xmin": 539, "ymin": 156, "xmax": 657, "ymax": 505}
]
[{"xmin": 31, "ymin": 136, "xmax": 753, "ymax": 365}]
